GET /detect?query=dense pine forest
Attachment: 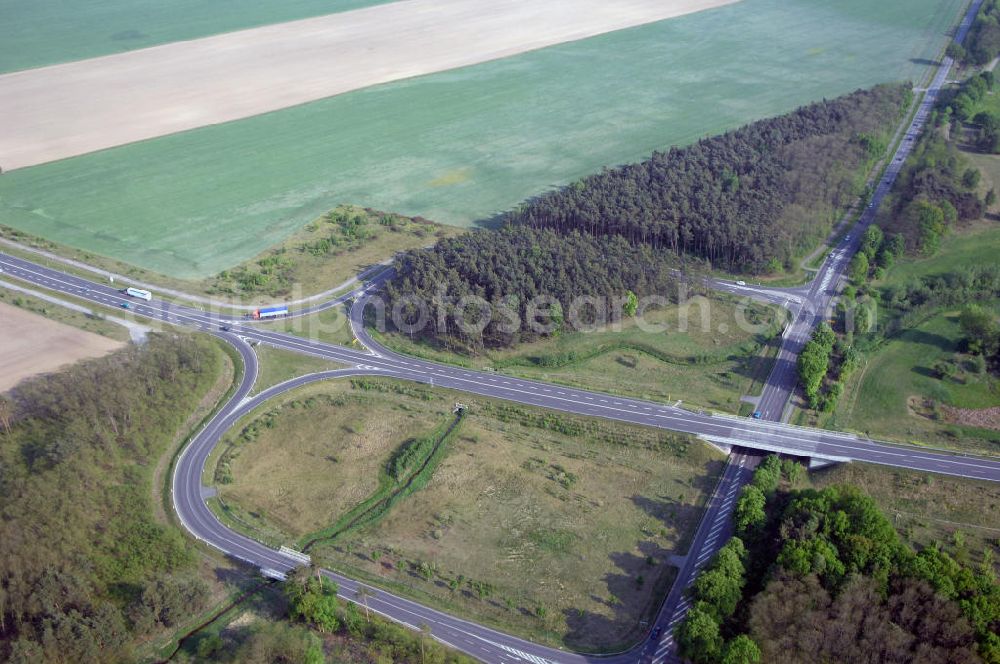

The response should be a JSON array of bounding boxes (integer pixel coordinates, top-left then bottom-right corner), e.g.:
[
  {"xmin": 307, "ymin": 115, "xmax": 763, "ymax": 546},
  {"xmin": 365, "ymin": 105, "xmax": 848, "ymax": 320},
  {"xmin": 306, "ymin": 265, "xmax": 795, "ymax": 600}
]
[
  {"xmin": 0, "ymin": 336, "xmax": 223, "ymax": 663},
  {"xmin": 505, "ymin": 84, "xmax": 910, "ymax": 271},
  {"xmin": 382, "ymin": 228, "xmax": 694, "ymax": 351}
]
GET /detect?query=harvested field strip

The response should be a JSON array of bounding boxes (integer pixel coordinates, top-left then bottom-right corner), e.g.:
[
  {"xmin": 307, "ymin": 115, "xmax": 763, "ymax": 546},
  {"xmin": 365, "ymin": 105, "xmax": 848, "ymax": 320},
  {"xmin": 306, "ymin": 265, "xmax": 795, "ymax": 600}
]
[
  {"xmin": 0, "ymin": 300, "xmax": 123, "ymax": 392},
  {"xmin": 0, "ymin": 0, "xmax": 392, "ymax": 74},
  {"xmin": 0, "ymin": 0, "xmax": 965, "ymax": 277},
  {"xmin": 0, "ymin": 0, "xmax": 738, "ymax": 170}
]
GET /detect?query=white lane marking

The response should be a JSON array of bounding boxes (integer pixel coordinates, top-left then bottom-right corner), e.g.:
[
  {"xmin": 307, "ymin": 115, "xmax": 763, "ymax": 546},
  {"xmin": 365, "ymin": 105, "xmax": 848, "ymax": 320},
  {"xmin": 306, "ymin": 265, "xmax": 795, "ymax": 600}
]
[
  {"xmin": 495, "ymin": 644, "xmax": 557, "ymax": 664},
  {"xmin": 9, "ymin": 258, "xmax": 1000, "ymax": 479}
]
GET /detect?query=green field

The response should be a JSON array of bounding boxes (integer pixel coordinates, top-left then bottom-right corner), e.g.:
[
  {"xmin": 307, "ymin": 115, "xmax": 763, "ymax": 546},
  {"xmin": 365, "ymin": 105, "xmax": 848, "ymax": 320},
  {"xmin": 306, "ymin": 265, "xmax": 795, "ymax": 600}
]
[
  {"xmin": 832, "ymin": 306, "xmax": 1000, "ymax": 452},
  {"xmin": 1, "ymin": 206, "xmax": 456, "ymax": 306},
  {"xmin": 878, "ymin": 221, "xmax": 1000, "ymax": 286},
  {"xmin": 0, "ymin": 0, "xmax": 391, "ymax": 74},
  {"xmin": 0, "ymin": 0, "xmax": 965, "ymax": 278},
  {"xmin": 211, "ymin": 378, "xmax": 724, "ymax": 650}
]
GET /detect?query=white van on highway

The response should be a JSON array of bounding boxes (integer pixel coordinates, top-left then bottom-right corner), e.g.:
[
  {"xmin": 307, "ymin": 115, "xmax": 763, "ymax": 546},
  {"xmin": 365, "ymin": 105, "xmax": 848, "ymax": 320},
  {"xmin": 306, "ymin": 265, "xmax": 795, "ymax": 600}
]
[{"xmin": 124, "ymin": 287, "xmax": 152, "ymax": 301}]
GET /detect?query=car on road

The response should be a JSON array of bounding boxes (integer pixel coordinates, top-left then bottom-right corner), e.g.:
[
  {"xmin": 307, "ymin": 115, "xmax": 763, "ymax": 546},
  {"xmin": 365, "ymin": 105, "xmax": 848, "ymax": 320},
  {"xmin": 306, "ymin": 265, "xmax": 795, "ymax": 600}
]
[
  {"xmin": 220, "ymin": 324, "xmax": 231, "ymax": 332},
  {"xmin": 651, "ymin": 626, "xmax": 662, "ymax": 641},
  {"xmin": 120, "ymin": 302, "xmax": 131, "ymax": 309},
  {"xmin": 736, "ymin": 280, "xmax": 746, "ymax": 286},
  {"xmin": 752, "ymin": 411, "xmax": 762, "ymax": 419}
]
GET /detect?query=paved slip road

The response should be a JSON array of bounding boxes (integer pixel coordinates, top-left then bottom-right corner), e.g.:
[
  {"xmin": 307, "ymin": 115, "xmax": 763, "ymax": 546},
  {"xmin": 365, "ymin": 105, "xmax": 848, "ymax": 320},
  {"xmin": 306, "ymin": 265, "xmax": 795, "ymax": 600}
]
[{"xmin": 0, "ymin": 3, "xmax": 990, "ymax": 659}]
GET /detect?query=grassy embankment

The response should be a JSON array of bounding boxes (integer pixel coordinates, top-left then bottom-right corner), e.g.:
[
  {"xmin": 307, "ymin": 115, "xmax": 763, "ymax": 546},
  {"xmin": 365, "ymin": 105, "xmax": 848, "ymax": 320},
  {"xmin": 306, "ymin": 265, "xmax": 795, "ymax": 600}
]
[
  {"xmin": 267, "ymin": 305, "xmax": 358, "ymax": 348},
  {"xmin": 0, "ymin": 205, "xmax": 456, "ymax": 306},
  {"xmin": 168, "ymin": 580, "xmax": 476, "ymax": 664},
  {"xmin": 140, "ymin": 339, "xmax": 259, "ymax": 663},
  {"xmin": 250, "ymin": 345, "xmax": 347, "ymax": 397},
  {"xmin": 376, "ymin": 296, "xmax": 782, "ymax": 414},
  {"xmin": 208, "ymin": 377, "xmax": 725, "ymax": 651}
]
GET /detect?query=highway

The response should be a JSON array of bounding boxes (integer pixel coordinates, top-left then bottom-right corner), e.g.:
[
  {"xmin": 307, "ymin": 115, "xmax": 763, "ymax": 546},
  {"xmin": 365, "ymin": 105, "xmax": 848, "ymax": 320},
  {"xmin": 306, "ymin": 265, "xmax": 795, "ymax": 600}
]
[
  {"xmin": 5, "ymin": 247, "xmax": 996, "ymax": 479},
  {"xmin": 639, "ymin": 3, "xmax": 986, "ymax": 656},
  {"xmin": 0, "ymin": 2, "xmax": 990, "ymax": 660},
  {"xmin": 2, "ymin": 237, "xmax": 999, "ymax": 664},
  {"xmin": 639, "ymin": 453, "xmax": 760, "ymax": 664},
  {"xmin": 746, "ymin": 16, "xmax": 973, "ymax": 422}
]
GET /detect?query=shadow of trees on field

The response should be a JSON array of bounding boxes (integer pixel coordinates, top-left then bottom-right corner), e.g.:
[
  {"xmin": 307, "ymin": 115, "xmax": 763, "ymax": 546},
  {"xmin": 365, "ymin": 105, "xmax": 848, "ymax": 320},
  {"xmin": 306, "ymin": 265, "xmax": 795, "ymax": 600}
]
[
  {"xmin": 898, "ymin": 327, "xmax": 955, "ymax": 352},
  {"xmin": 559, "ymin": 461, "xmax": 720, "ymax": 650},
  {"xmin": 561, "ymin": 545, "xmax": 666, "ymax": 651}
]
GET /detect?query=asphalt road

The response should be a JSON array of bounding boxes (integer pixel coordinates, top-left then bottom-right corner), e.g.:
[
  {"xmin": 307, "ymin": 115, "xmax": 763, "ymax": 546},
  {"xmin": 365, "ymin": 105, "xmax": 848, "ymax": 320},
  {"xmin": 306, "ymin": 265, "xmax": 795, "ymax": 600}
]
[
  {"xmin": 637, "ymin": 3, "xmax": 986, "ymax": 654},
  {"xmin": 642, "ymin": 452, "xmax": 760, "ymax": 664},
  {"xmin": 3, "ymin": 240, "xmax": 999, "ymax": 664},
  {"xmin": 750, "ymin": 36, "xmax": 970, "ymax": 421}
]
